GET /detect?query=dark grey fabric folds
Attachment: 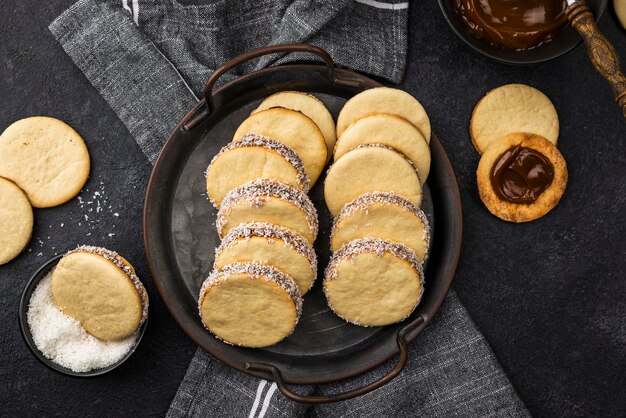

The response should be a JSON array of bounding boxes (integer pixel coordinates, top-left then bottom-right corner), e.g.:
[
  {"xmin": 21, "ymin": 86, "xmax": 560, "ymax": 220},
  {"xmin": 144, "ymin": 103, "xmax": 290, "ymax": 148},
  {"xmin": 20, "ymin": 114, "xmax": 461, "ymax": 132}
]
[{"xmin": 49, "ymin": 1, "xmax": 530, "ymax": 417}]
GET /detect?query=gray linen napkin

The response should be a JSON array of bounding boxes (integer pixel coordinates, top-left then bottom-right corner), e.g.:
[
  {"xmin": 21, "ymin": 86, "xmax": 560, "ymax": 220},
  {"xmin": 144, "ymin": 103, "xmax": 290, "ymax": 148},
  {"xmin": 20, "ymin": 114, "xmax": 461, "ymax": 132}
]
[{"xmin": 49, "ymin": 1, "xmax": 530, "ymax": 417}]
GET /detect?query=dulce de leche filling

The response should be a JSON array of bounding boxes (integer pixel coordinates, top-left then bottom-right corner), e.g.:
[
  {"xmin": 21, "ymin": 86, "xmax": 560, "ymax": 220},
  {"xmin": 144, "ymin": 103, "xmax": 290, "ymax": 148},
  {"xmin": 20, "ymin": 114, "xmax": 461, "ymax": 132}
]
[
  {"xmin": 455, "ymin": 0, "xmax": 568, "ymax": 50},
  {"xmin": 490, "ymin": 145, "xmax": 554, "ymax": 204}
]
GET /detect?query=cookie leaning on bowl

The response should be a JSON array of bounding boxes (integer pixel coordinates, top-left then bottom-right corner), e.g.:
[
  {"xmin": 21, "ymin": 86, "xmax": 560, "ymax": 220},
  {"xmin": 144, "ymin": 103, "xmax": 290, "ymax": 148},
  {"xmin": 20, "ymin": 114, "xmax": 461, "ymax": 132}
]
[{"xmin": 51, "ymin": 246, "xmax": 149, "ymax": 341}]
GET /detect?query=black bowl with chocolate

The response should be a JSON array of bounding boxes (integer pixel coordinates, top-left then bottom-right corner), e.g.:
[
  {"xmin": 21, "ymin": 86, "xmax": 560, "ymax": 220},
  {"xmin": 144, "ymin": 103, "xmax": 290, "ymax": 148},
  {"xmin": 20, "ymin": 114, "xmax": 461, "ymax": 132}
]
[{"xmin": 438, "ymin": 0, "xmax": 607, "ymax": 64}]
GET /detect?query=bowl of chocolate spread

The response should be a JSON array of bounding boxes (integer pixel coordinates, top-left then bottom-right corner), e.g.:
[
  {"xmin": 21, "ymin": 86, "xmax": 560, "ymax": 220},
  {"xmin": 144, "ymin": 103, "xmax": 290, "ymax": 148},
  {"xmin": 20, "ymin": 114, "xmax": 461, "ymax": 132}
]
[{"xmin": 438, "ymin": 0, "xmax": 607, "ymax": 63}]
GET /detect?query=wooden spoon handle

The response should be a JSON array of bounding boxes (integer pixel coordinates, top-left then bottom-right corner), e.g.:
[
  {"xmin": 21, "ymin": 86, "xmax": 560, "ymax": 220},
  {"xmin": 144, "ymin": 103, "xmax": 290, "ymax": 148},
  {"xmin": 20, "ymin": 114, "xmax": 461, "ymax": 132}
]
[{"xmin": 566, "ymin": 0, "xmax": 626, "ymax": 118}]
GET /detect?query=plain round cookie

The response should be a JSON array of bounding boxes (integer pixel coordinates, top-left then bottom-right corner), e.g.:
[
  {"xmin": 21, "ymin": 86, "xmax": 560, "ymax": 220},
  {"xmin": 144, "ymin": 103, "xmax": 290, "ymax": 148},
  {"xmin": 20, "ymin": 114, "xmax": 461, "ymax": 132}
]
[
  {"xmin": 216, "ymin": 179, "xmax": 318, "ymax": 243},
  {"xmin": 0, "ymin": 177, "xmax": 33, "ymax": 265},
  {"xmin": 0, "ymin": 117, "xmax": 90, "ymax": 208},
  {"xmin": 51, "ymin": 246, "xmax": 148, "ymax": 341},
  {"xmin": 335, "ymin": 113, "xmax": 431, "ymax": 184},
  {"xmin": 324, "ymin": 238, "xmax": 424, "ymax": 327},
  {"xmin": 477, "ymin": 132, "xmax": 568, "ymax": 222},
  {"xmin": 616, "ymin": 0, "xmax": 626, "ymax": 30},
  {"xmin": 331, "ymin": 192, "xmax": 430, "ymax": 261},
  {"xmin": 470, "ymin": 84, "xmax": 559, "ymax": 154},
  {"xmin": 336, "ymin": 87, "xmax": 431, "ymax": 142},
  {"xmin": 199, "ymin": 262, "xmax": 302, "ymax": 347},
  {"xmin": 324, "ymin": 145, "xmax": 422, "ymax": 216},
  {"xmin": 215, "ymin": 222, "xmax": 317, "ymax": 295},
  {"xmin": 206, "ymin": 134, "xmax": 309, "ymax": 207},
  {"xmin": 233, "ymin": 107, "xmax": 327, "ymax": 184},
  {"xmin": 253, "ymin": 91, "xmax": 336, "ymax": 161}
]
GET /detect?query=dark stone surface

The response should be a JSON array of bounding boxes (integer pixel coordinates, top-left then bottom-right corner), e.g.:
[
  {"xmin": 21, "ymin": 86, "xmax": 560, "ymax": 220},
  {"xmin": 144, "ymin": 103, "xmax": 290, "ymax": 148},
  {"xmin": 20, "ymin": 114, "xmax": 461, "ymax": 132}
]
[{"xmin": 1, "ymin": 1, "xmax": 624, "ymax": 417}]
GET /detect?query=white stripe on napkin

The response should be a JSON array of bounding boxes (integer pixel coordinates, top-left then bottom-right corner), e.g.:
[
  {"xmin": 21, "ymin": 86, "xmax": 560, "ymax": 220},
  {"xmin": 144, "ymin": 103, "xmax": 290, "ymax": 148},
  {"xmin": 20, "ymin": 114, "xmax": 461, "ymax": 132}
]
[
  {"xmin": 248, "ymin": 380, "xmax": 268, "ymax": 418},
  {"xmin": 257, "ymin": 382, "xmax": 278, "ymax": 418},
  {"xmin": 354, "ymin": 0, "xmax": 409, "ymax": 10}
]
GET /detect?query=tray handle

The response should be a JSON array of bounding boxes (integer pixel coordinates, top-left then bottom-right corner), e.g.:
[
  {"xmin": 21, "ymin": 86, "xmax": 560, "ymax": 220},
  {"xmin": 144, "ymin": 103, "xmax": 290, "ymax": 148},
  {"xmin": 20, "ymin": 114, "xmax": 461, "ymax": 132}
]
[
  {"xmin": 245, "ymin": 315, "xmax": 425, "ymax": 404},
  {"xmin": 184, "ymin": 44, "xmax": 362, "ymax": 130}
]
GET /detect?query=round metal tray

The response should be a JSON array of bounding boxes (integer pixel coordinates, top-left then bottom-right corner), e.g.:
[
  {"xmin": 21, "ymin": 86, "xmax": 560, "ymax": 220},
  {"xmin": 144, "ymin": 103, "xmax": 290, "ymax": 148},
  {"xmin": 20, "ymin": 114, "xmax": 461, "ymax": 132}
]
[{"xmin": 144, "ymin": 44, "xmax": 462, "ymax": 403}]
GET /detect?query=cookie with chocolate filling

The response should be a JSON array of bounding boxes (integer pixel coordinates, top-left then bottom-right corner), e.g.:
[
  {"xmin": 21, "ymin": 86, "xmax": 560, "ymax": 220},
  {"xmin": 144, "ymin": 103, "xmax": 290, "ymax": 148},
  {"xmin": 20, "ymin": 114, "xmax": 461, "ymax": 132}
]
[
  {"xmin": 205, "ymin": 134, "xmax": 309, "ymax": 207},
  {"xmin": 216, "ymin": 179, "xmax": 318, "ymax": 243},
  {"xmin": 215, "ymin": 222, "xmax": 317, "ymax": 295},
  {"xmin": 336, "ymin": 87, "xmax": 431, "ymax": 142},
  {"xmin": 324, "ymin": 144, "xmax": 422, "ymax": 216},
  {"xmin": 334, "ymin": 113, "xmax": 431, "ymax": 184},
  {"xmin": 331, "ymin": 192, "xmax": 430, "ymax": 262},
  {"xmin": 477, "ymin": 132, "xmax": 567, "ymax": 222},
  {"xmin": 198, "ymin": 262, "xmax": 302, "ymax": 347},
  {"xmin": 233, "ymin": 107, "xmax": 327, "ymax": 184},
  {"xmin": 253, "ymin": 91, "xmax": 336, "ymax": 161},
  {"xmin": 324, "ymin": 238, "xmax": 424, "ymax": 327},
  {"xmin": 51, "ymin": 246, "xmax": 149, "ymax": 341}
]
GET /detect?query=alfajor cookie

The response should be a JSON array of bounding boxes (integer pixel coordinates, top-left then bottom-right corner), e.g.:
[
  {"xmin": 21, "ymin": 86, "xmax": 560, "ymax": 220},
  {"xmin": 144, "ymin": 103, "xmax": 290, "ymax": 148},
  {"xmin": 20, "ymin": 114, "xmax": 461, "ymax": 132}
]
[
  {"xmin": 470, "ymin": 84, "xmax": 559, "ymax": 154},
  {"xmin": 206, "ymin": 134, "xmax": 309, "ymax": 207},
  {"xmin": 51, "ymin": 246, "xmax": 149, "ymax": 341},
  {"xmin": 334, "ymin": 113, "xmax": 431, "ymax": 184},
  {"xmin": 331, "ymin": 192, "xmax": 430, "ymax": 262},
  {"xmin": 616, "ymin": 0, "xmax": 626, "ymax": 30},
  {"xmin": 0, "ymin": 177, "xmax": 33, "ymax": 265},
  {"xmin": 336, "ymin": 87, "xmax": 431, "ymax": 142},
  {"xmin": 198, "ymin": 262, "xmax": 302, "ymax": 347},
  {"xmin": 477, "ymin": 132, "xmax": 567, "ymax": 222},
  {"xmin": 253, "ymin": 91, "xmax": 336, "ymax": 161},
  {"xmin": 324, "ymin": 144, "xmax": 422, "ymax": 216},
  {"xmin": 233, "ymin": 107, "xmax": 327, "ymax": 184},
  {"xmin": 324, "ymin": 238, "xmax": 424, "ymax": 327},
  {"xmin": 215, "ymin": 222, "xmax": 317, "ymax": 295},
  {"xmin": 0, "ymin": 117, "xmax": 90, "ymax": 208},
  {"xmin": 216, "ymin": 179, "xmax": 318, "ymax": 244}
]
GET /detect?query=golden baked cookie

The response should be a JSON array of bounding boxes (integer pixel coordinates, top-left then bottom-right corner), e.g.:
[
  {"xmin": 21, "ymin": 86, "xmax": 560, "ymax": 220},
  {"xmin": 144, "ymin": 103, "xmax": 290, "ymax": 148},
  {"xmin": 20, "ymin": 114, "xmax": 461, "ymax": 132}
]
[
  {"xmin": 0, "ymin": 177, "xmax": 33, "ymax": 265},
  {"xmin": 215, "ymin": 222, "xmax": 317, "ymax": 295},
  {"xmin": 331, "ymin": 192, "xmax": 430, "ymax": 262},
  {"xmin": 324, "ymin": 238, "xmax": 424, "ymax": 327},
  {"xmin": 336, "ymin": 87, "xmax": 431, "ymax": 142},
  {"xmin": 253, "ymin": 91, "xmax": 336, "ymax": 161},
  {"xmin": 477, "ymin": 132, "xmax": 568, "ymax": 222},
  {"xmin": 51, "ymin": 246, "xmax": 149, "ymax": 341},
  {"xmin": 616, "ymin": 0, "xmax": 626, "ymax": 30},
  {"xmin": 199, "ymin": 262, "xmax": 302, "ymax": 347},
  {"xmin": 206, "ymin": 134, "xmax": 309, "ymax": 207},
  {"xmin": 233, "ymin": 107, "xmax": 327, "ymax": 184},
  {"xmin": 470, "ymin": 84, "xmax": 559, "ymax": 154},
  {"xmin": 324, "ymin": 144, "xmax": 422, "ymax": 216},
  {"xmin": 334, "ymin": 113, "xmax": 431, "ymax": 184},
  {"xmin": 216, "ymin": 179, "xmax": 318, "ymax": 243},
  {"xmin": 0, "ymin": 117, "xmax": 90, "ymax": 208}
]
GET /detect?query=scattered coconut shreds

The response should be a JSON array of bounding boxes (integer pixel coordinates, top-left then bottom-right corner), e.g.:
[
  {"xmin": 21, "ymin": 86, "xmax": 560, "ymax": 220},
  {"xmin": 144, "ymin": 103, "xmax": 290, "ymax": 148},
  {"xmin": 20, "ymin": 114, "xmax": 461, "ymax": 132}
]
[
  {"xmin": 216, "ymin": 178, "xmax": 318, "ymax": 238},
  {"xmin": 27, "ymin": 271, "xmax": 138, "ymax": 373}
]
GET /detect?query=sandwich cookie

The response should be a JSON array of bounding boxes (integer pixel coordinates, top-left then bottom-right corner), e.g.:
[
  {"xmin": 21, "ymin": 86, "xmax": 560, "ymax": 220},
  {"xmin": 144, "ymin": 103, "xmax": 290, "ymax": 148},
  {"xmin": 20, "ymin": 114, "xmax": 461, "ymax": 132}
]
[
  {"xmin": 331, "ymin": 192, "xmax": 430, "ymax": 262},
  {"xmin": 477, "ymin": 132, "xmax": 567, "ymax": 222},
  {"xmin": 51, "ymin": 246, "xmax": 149, "ymax": 341},
  {"xmin": 0, "ymin": 177, "xmax": 33, "ymax": 265},
  {"xmin": 470, "ymin": 84, "xmax": 559, "ymax": 154},
  {"xmin": 205, "ymin": 134, "xmax": 309, "ymax": 207},
  {"xmin": 233, "ymin": 107, "xmax": 327, "ymax": 184},
  {"xmin": 0, "ymin": 117, "xmax": 90, "ymax": 208},
  {"xmin": 198, "ymin": 262, "xmax": 302, "ymax": 347},
  {"xmin": 324, "ymin": 144, "xmax": 422, "ymax": 217},
  {"xmin": 215, "ymin": 222, "xmax": 317, "ymax": 295},
  {"xmin": 334, "ymin": 113, "xmax": 431, "ymax": 184},
  {"xmin": 336, "ymin": 87, "xmax": 431, "ymax": 142},
  {"xmin": 216, "ymin": 179, "xmax": 318, "ymax": 244},
  {"xmin": 324, "ymin": 238, "xmax": 424, "ymax": 327},
  {"xmin": 253, "ymin": 91, "xmax": 336, "ymax": 161}
]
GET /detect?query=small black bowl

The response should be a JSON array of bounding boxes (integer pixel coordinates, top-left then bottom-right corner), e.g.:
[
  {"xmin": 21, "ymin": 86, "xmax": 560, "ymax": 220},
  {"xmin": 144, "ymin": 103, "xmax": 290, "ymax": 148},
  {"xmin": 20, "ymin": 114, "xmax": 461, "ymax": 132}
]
[
  {"xmin": 19, "ymin": 255, "xmax": 148, "ymax": 377},
  {"xmin": 438, "ymin": 0, "xmax": 608, "ymax": 64}
]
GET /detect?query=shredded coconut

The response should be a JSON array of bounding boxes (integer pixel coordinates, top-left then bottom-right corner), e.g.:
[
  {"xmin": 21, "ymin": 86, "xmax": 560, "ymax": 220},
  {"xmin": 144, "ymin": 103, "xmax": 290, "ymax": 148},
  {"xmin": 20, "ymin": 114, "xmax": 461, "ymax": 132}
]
[{"xmin": 27, "ymin": 272, "xmax": 138, "ymax": 373}]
